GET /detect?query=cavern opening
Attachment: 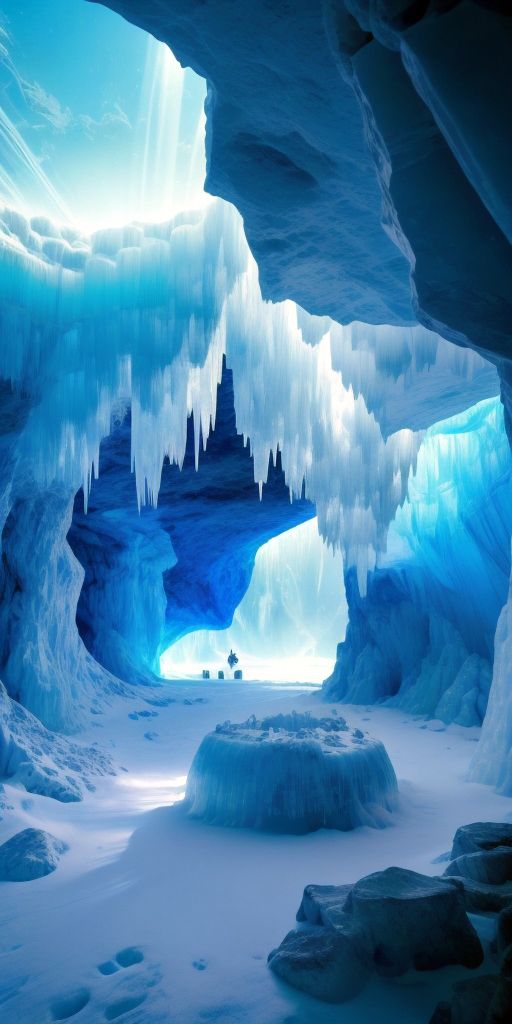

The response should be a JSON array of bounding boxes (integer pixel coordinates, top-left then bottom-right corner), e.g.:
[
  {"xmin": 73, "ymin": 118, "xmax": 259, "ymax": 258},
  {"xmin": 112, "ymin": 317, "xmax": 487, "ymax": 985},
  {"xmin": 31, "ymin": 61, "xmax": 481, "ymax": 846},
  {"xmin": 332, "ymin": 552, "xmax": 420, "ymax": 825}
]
[{"xmin": 1, "ymin": 2, "xmax": 512, "ymax": 1023}]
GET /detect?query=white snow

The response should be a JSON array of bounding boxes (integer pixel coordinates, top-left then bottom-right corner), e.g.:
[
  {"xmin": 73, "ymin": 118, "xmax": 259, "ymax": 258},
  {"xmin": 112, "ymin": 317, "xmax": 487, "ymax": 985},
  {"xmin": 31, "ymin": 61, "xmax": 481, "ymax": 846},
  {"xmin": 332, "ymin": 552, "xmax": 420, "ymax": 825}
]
[{"xmin": 1, "ymin": 680, "xmax": 511, "ymax": 1024}]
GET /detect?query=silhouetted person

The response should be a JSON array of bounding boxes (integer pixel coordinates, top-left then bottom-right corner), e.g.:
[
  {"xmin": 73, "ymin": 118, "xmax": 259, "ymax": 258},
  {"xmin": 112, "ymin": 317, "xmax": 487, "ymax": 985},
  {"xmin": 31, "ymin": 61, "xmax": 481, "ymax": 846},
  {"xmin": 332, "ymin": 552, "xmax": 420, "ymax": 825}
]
[{"xmin": 227, "ymin": 649, "xmax": 238, "ymax": 671}]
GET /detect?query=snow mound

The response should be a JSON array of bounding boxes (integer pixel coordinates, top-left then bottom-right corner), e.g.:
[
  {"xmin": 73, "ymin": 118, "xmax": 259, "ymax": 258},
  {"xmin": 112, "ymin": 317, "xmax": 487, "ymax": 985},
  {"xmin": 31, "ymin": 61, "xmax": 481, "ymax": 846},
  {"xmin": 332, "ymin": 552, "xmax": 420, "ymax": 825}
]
[
  {"xmin": 185, "ymin": 711, "xmax": 398, "ymax": 833},
  {"xmin": 0, "ymin": 681, "xmax": 114, "ymax": 804},
  {"xmin": 0, "ymin": 827, "xmax": 68, "ymax": 881}
]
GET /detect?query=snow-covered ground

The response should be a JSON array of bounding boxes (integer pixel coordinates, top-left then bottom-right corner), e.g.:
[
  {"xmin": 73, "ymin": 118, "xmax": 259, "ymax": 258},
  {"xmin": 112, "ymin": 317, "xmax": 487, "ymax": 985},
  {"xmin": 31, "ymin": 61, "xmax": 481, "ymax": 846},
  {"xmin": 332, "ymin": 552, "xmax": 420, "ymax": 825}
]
[{"xmin": 1, "ymin": 680, "xmax": 511, "ymax": 1024}]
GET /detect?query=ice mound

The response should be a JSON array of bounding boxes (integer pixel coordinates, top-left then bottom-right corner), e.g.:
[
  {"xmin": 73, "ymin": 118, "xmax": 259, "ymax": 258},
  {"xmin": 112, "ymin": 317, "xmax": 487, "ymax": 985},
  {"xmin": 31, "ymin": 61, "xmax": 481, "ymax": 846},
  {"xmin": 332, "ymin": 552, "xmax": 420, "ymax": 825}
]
[
  {"xmin": 0, "ymin": 828, "xmax": 68, "ymax": 881},
  {"xmin": 184, "ymin": 711, "xmax": 398, "ymax": 833}
]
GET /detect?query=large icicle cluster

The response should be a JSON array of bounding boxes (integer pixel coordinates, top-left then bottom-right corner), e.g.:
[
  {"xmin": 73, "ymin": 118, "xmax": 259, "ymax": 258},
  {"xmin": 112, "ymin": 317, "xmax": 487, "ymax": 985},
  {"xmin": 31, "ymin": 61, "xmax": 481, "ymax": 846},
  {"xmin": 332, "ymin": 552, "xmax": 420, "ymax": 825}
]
[
  {"xmin": 324, "ymin": 398, "xmax": 512, "ymax": 727},
  {"xmin": 185, "ymin": 711, "xmax": 398, "ymax": 833},
  {"xmin": 0, "ymin": 197, "xmax": 499, "ymax": 730},
  {"xmin": 0, "ymin": 201, "xmax": 496, "ymax": 579}
]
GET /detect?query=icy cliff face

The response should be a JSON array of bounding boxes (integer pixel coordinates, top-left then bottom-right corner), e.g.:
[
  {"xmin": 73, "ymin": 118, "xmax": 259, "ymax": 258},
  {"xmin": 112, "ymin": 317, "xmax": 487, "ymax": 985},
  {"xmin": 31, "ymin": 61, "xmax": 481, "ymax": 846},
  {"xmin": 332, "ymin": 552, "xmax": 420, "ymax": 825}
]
[
  {"xmin": 68, "ymin": 366, "xmax": 314, "ymax": 683},
  {"xmin": 0, "ymin": 198, "xmax": 496, "ymax": 730},
  {"xmin": 93, "ymin": 0, "xmax": 512, "ymax": 362},
  {"xmin": 324, "ymin": 398, "xmax": 512, "ymax": 726},
  {"xmin": 164, "ymin": 516, "xmax": 347, "ymax": 683}
]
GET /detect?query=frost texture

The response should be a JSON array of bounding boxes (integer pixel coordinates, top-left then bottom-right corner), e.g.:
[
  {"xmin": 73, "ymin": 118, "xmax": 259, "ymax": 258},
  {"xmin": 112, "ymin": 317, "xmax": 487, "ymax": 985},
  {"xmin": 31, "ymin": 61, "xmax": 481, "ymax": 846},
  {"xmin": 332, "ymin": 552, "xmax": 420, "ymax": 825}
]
[
  {"xmin": 0, "ymin": 681, "xmax": 113, "ymax": 803},
  {"xmin": 185, "ymin": 711, "xmax": 398, "ymax": 833}
]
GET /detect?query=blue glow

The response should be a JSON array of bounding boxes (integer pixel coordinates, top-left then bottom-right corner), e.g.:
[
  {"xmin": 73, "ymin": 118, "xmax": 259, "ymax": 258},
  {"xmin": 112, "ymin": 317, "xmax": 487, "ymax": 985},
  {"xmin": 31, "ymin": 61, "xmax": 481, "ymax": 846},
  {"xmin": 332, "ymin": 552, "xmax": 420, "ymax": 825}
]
[{"xmin": 0, "ymin": 0, "xmax": 207, "ymax": 228}]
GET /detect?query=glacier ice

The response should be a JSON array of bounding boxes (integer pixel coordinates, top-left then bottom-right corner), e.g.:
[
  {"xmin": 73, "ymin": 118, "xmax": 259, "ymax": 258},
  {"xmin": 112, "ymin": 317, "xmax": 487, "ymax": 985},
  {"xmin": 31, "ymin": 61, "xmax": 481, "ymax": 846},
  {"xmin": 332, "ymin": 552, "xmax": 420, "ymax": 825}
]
[
  {"xmin": 324, "ymin": 397, "xmax": 512, "ymax": 727},
  {"xmin": 184, "ymin": 711, "xmax": 398, "ymax": 833},
  {"xmin": 162, "ymin": 516, "xmax": 347, "ymax": 682},
  {"xmin": 0, "ymin": 194, "xmax": 498, "ymax": 732},
  {"xmin": 68, "ymin": 371, "xmax": 314, "ymax": 685},
  {"xmin": 470, "ymin": 566, "xmax": 512, "ymax": 794}
]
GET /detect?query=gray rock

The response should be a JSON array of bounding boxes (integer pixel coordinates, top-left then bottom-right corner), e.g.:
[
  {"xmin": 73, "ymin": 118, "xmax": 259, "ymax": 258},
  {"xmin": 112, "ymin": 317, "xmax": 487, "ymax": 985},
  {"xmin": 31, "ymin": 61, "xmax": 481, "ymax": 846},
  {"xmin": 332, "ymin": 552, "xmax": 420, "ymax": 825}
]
[
  {"xmin": 447, "ymin": 877, "xmax": 512, "ymax": 914},
  {"xmin": 445, "ymin": 848, "xmax": 512, "ymax": 887},
  {"xmin": 451, "ymin": 823, "xmax": 512, "ymax": 859},
  {"xmin": 0, "ymin": 828, "xmax": 68, "ymax": 881},
  {"xmin": 430, "ymin": 972, "xmax": 512, "ymax": 1024},
  {"xmin": 296, "ymin": 884, "xmax": 352, "ymax": 928},
  {"xmin": 268, "ymin": 921, "xmax": 371, "ymax": 1004},
  {"xmin": 497, "ymin": 909, "xmax": 512, "ymax": 956},
  {"xmin": 345, "ymin": 867, "xmax": 483, "ymax": 975}
]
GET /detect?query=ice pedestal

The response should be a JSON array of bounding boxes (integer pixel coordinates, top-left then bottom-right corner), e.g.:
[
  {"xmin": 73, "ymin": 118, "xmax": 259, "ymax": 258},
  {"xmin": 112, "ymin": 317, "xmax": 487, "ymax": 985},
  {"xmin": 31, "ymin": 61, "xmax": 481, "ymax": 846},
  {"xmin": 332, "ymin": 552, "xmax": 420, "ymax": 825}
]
[{"xmin": 184, "ymin": 711, "xmax": 398, "ymax": 833}]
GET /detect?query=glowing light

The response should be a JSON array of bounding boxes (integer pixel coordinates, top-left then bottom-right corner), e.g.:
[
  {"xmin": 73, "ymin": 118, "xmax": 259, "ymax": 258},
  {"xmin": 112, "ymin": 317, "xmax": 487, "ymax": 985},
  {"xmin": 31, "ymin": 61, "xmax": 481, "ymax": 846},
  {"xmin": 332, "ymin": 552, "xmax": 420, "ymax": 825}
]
[{"xmin": 118, "ymin": 773, "xmax": 187, "ymax": 809}]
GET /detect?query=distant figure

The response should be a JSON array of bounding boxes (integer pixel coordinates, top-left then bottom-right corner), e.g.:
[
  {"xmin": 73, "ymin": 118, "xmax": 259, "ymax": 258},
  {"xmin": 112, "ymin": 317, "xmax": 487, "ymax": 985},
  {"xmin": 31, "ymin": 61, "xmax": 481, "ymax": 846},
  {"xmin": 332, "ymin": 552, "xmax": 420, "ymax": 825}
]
[
  {"xmin": 218, "ymin": 670, "xmax": 224, "ymax": 680},
  {"xmin": 227, "ymin": 649, "xmax": 239, "ymax": 671},
  {"xmin": 202, "ymin": 669, "xmax": 210, "ymax": 679},
  {"xmin": 234, "ymin": 669, "xmax": 243, "ymax": 680}
]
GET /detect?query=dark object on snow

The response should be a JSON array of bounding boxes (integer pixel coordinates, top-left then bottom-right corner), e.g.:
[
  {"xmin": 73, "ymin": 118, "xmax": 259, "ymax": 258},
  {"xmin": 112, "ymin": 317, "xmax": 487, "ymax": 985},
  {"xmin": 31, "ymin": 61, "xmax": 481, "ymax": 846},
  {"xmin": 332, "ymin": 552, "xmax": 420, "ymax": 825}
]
[
  {"xmin": 202, "ymin": 669, "xmax": 210, "ymax": 679},
  {"xmin": 217, "ymin": 670, "xmax": 224, "ymax": 679},
  {"xmin": 227, "ymin": 649, "xmax": 238, "ymax": 670},
  {"xmin": 429, "ymin": 972, "xmax": 512, "ymax": 1024},
  {"xmin": 269, "ymin": 866, "xmax": 483, "ymax": 1004},
  {"xmin": 234, "ymin": 669, "xmax": 243, "ymax": 679},
  {"xmin": 0, "ymin": 828, "xmax": 68, "ymax": 881},
  {"xmin": 443, "ymin": 822, "xmax": 512, "ymax": 914},
  {"xmin": 451, "ymin": 822, "xmax": 512, "ymax": 859}
]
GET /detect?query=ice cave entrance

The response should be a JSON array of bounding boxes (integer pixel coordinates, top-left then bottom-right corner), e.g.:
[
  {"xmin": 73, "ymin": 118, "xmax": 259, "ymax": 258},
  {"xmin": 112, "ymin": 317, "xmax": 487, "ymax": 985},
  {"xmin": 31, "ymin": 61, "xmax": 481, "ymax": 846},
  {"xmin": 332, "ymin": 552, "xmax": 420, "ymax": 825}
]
[{"xmin": 159, "ymin": 518, "xmax": 348, "ymax": 684}]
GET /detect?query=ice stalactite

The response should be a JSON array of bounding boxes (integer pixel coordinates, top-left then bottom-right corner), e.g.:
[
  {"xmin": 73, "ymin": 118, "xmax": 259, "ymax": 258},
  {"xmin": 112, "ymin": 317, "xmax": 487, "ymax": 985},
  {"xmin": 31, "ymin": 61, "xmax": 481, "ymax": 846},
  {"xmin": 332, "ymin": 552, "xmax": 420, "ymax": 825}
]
[
  {"xmin": 324, "ymin": 398, "xmax": 512, "ymax": 727},
  {"xmin": 0, "ymin": 197, "xmax": 499, "ymax": 732}
]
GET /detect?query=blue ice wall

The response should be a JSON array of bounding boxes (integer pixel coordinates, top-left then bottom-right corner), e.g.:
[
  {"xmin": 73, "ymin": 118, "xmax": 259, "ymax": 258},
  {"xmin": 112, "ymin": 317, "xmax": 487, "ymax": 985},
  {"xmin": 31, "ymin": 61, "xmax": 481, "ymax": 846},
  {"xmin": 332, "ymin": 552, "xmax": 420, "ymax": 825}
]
[
  {"xmin": 324, "ymin": 398, "xmax": 512, "ymax": 726},
  {"xmin": 0, "ymin": 198, "xmax": 498, "ymax": 732},
  {"xmin": 68, "ymin": 364, "xmax": 314, "ymax": 684}
]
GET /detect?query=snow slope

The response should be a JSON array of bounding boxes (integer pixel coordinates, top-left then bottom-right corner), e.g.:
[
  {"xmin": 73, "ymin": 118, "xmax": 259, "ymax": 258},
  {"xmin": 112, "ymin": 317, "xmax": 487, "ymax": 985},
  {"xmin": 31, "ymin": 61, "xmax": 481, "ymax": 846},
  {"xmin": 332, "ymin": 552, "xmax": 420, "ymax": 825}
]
[{"xmin": 1, "ymin": 680, "xmax": 511, "ymax": 1024}]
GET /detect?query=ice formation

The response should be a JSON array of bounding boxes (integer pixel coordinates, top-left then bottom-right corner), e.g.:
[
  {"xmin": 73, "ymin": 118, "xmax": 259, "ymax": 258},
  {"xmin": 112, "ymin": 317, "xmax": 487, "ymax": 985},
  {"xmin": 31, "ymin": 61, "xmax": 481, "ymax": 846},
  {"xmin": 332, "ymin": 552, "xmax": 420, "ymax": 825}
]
[
  {"xmin": 324, "ymin": 398, "xmax": 512, "ymax": 727},
  {"xmin": 0, "ymin": 194, "xmax": 497, "ymax": 732},
  {"xmin": 185, "ymin": 711, "xmax": 398, "ymax": 833},
  {"xmin": 161, "ymin": 517, "xmax": 347, "ymax": 682},
  {"xmin": 68, "ymin": 368, "xmax": 314, "ymax": 685},
  {"xmin": 98, "ymin": 1, "xmax": 512, "ymax": 363}
]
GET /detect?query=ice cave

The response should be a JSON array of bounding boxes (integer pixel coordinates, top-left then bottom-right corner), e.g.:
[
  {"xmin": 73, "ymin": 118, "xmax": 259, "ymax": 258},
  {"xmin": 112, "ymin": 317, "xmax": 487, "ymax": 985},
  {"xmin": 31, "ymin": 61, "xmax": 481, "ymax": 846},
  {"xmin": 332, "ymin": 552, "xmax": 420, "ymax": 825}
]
[{"xmin": 0, "ymin": 1, "xmax": 511, "ymax": 1022}]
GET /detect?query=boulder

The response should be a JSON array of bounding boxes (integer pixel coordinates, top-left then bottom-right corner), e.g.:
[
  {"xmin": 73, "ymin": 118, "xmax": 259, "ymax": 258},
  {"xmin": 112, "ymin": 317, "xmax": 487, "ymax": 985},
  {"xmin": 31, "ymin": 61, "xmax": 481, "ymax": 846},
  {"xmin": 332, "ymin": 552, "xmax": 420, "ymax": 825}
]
[
  {"xmin": 268, "ymin": 921, "xmax": 371, "ymax": 1004},
  {"xmin": 429, "ymin": 973, "xmax": 512, "ymax": 1024},
  {"xmin": 0, "ymin": 828, "xmax": 68, "ymax": 881},
  {"xmin": 497, "ymin": 909, "xmax": 512, "ymax": 956},
  {"xmin": 270, "ymin": 865, "xmax": 482, "ymax": 1003},
  {"xmin": 445, "ymin": 849, "xmax": 512, "ymax": 887},
  {"xmin": 451, "ymin": 823, "xmax": 512, "ymax": 859},
  {"xmin": 296, "ymin": 883, "xmax": 352, "ymax": 928},
  {"xmin": 344, "ymin": 867, "xmax": 483, "ymax": 976}
]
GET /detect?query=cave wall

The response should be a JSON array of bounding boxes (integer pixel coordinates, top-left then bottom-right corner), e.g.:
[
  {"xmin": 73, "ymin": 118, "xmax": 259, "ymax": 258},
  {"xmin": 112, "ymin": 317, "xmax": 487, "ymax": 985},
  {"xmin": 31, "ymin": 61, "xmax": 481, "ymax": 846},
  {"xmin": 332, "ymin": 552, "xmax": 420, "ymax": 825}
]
[
  {"xmin": 324, "ymin": 398, "xmax": 512, "ymax": 727},
  {"xmin": 68, "ymin": 365, "xmax": 314, "ymax": 684},
  {"xmin": 92, "ymin": 0, "xmax": 512, "ymax": 361}
]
